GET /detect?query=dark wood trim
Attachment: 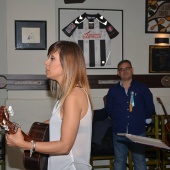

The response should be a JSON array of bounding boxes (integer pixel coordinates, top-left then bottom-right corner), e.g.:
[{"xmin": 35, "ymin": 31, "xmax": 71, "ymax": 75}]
[
  {"xmin": 5, "ymin": 75, "xmax": 49, "ymax": 90},
  {"xmin": 89, "ymin": 74, "xmax": 170, "ymax": 89},
  {"xmin": 0, "ymin": 74, "xmax": 170, "ymax": 90}
]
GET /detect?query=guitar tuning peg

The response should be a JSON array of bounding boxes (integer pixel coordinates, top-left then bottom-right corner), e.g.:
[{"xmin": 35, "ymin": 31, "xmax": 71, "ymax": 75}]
[
  {"xmin": 4, "ymin": 125, "xmax": 9, "ymax": 131},
  {"xmin": 8, "ymin": 106, "xmax": 14, "ymax": 116}
]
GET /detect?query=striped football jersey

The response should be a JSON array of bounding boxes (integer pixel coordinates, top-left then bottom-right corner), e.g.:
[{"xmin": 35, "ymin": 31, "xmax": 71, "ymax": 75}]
[{"xmin": 62, "ymin": 13, "xmax": 119, "ymax": 67}]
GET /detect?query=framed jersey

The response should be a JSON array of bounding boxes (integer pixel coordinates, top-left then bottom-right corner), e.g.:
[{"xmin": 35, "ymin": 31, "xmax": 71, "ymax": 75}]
[{"xmin": 58, "ymin": 8, "xmax": 123, "ymax": 69}]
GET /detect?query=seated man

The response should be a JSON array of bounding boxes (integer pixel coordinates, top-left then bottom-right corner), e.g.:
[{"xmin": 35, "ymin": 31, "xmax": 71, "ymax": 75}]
[
  {"xmin": 92, "ymin": 95, "xmax": 110, "ymax": 123},
  {"xmin": 91, "ymin": 95, "xmax": 113, "ymax": 155}
]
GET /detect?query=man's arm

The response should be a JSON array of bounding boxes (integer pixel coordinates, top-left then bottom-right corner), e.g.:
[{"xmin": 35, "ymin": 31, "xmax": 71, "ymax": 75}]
[
  {"xmin": 144, "ymin": 87, "xmax": 155, "ymax": 119},
  {"xmin": 105, "ymin": 88, "xmax": 114, "ymax": 119}
]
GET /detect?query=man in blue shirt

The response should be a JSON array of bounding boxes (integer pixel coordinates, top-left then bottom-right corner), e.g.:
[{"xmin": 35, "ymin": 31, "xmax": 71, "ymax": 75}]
[{"xmin": 106, "ymin": 60, "xmax": 155, "ymax": 170}]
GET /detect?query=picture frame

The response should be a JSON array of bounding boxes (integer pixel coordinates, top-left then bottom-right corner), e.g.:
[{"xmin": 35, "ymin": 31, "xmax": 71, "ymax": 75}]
[
  {"xmin": 149, "ymin": 45, "xmax": 170, "ymax": 73},
  {"xmin": 145, "ymin": 0, "xmax": 170, "ymax": 33},
  {"xmin": 58, "ymin": 8, "xmax": 123, "ymax": 69},
  {"xmin": 15, "ymin": 20, "xmax": 47, "ymax": 50}
]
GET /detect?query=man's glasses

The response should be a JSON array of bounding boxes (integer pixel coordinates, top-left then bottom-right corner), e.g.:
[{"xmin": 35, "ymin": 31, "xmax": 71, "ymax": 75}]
[{"xmin": 118, "ymin": 67, "xmax": 132, "ymax": 72}]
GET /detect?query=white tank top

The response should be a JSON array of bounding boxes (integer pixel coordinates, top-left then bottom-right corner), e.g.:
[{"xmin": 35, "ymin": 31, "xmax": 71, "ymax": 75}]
[{"xmin": 48, "ymin": 89, "xmax": 92, "ymax": 170}]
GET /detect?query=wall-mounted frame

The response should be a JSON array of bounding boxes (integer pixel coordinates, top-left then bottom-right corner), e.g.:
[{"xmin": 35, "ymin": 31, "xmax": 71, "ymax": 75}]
[
  {"xmin": 145, "ymin": 0, "xmax": 170, "ymax": 33},
  {"xmin": 15, "ymin": 20, "xmax": 47, "ymax": 50},
  {"xmin": 58, "ymin": 8, "xmax": 123, "ymax": 69},
  {"xmin": 149, "ymin": 45, "xmax": 170, "ymax": 73}
]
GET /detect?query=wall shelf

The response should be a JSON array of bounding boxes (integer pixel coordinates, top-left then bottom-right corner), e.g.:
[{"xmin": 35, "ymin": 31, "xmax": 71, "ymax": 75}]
[{"xmin": 0, "ymin": 74, "xmax": 170, "ymax": 90}]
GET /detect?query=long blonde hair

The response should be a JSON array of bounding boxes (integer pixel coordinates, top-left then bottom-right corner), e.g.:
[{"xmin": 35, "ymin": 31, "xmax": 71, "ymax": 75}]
[{"xmin": 47, "ymin": 41, "xmax": 93, "ymax": 109}]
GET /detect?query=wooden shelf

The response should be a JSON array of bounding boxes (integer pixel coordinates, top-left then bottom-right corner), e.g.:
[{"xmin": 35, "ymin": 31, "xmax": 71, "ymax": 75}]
[{"xmin": 0, "ymin": 74, "xmax": 170, "ymax": 90}]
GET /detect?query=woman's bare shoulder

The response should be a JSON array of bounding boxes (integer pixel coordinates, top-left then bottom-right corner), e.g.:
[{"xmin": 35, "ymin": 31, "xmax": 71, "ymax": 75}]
[{"xmin": 64, "ymin": 87, "xmax": 88, "ymax": 111}]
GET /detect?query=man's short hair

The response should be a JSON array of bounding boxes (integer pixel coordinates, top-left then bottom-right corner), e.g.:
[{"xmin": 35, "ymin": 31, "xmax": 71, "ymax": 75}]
[{"xmin": 117, "ymin": 60, "xmax": 132, "ymax": 69}]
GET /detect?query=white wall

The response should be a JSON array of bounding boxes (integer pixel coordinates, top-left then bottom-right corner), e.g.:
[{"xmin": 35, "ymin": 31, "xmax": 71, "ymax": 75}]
[
  {"xmin": 0, "ymin": 0, "xmax": 7, "ymax": 107},
  {"xmin": 6, "ymin": 0, "xmax": 166, "ymax": 75},
  {"xmin": 6, "ymin": 0, "xmax": 56, "ymax": 74},
  {"xmin": 2, "ymin": 0, "xmax": 170, "ymax": 169},
  {"xmin": 0, "ymin": 0, "xmax": 7, "ymax": 75}
]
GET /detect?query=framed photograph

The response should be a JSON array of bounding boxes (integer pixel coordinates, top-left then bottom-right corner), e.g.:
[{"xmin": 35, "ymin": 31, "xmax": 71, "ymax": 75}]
[
  {"xmin": 149, "ymin": 45, "xmax": 170, "ymax": 73},
  {"xmin": 15, "ymin": 20, "xmax": 47, "ymax": 50},
  {"xmin": 145, "ymin": 0, "xmax": 170, "ymax": 33},
  {"xmin": 58, "ymin": 8, "xmax": 123, "ymax": 69}
]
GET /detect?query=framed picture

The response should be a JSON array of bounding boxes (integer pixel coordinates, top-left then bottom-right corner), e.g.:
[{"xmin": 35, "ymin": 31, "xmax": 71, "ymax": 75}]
[
  {"xmin": 149, "ymin": 45, "xmax": 170, "ymax": 73},
  {"xmin": 145, "ymin": 0, "xmax": 170, "ymax": 33},
  {"xmin": 58, "ymin": 8, "xmax": 123, "ymax": 69},
  {"xmin": 15, "ymin": 20, "xmax": 47, "ymax": 50}
]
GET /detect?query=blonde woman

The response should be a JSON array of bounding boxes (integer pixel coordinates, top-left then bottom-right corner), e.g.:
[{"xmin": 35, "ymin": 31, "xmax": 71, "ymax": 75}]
[{"xmin": 6, "ymin": 41, "xmax": 93, "ymax": 170}]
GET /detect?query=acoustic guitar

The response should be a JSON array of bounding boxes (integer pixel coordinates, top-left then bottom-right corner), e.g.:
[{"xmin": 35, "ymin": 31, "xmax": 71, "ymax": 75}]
[
  {"xmin": 157, "ymin": 97, "xmax": 170, "ymax": 146},
  {"xmin": 0, "ymin": 106, "xmax": 49, "ymax": 170}
]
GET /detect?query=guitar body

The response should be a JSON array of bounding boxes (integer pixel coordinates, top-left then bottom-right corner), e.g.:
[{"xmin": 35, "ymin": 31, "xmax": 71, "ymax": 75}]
[{"xmin": 23, "ymin": 122, "xmax": 49, "ymax": 170}]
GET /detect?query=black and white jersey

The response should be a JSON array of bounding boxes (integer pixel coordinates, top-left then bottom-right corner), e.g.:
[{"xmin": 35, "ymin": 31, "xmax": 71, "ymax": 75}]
[{"xmin": 62, "ymin": 13, "xmax": 119, "ymax": 67}]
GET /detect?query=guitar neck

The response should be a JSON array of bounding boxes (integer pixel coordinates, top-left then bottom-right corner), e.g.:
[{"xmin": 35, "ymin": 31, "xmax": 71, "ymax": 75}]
[
  {"xmin": 162, "ymin": 105, "xmax": 170, "ymax": 123},
  {"xmin": 157, "ymin": 98, "xmax": 170, "ymax": 123},
  {"xmin": 5, "ymin": 121, "xmax": 32, "ymax": 142}
]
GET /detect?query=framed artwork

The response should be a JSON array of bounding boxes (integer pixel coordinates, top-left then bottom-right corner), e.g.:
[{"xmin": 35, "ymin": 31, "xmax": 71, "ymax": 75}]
[
  {"xmin": 15, "ymin": 20, "xmax": 47, "ymax": 50},
  {"xmin": 149, "ymin": 45, "xmax": 170, "ymax": 73},
  {"xmin": 58, "ymin": 8, "xmax": 123, "ymax": 69},
  {"xmin": 145, "ymin": 0, "xmax": 170, "ymax": 33}
]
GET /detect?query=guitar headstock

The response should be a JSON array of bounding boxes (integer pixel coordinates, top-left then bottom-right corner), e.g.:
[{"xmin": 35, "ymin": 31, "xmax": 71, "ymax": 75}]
[
  {"xmin": 0, "ymin": 106, "xmax": 17, "ymax": 133},
  {"xmin": 157, "ymin": 97, "xmax": 163, "ymax": 106}
]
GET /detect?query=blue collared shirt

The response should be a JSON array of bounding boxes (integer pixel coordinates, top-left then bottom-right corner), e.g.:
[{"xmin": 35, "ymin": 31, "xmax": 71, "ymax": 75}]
[{"xmin": 106, "ymin": 80, "xmax": 155, "ymax": 135}]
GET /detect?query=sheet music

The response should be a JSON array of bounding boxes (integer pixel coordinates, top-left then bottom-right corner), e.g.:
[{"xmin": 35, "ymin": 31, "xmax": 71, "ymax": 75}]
[{"xmin": 118, "ymin": 133, "xmax": 170, "ymax": 150}]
